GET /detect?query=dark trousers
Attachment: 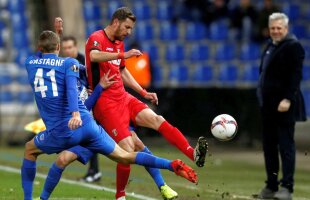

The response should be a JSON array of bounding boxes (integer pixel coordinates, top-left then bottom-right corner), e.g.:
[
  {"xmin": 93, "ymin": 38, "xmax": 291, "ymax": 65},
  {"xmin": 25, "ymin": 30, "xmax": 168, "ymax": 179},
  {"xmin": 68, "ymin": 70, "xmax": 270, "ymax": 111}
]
[
  {"xmin": 262, "ymin": 117, "xmax": 296, "ymax": 193},
  {"xmin": 87, "ymin": 153, "xmax": 99, "ymax": 174}
]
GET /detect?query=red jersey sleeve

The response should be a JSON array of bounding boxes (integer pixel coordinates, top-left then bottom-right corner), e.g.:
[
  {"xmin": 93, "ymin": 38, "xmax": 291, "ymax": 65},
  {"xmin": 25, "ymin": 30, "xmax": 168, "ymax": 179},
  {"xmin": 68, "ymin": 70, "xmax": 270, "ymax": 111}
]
[{"xmin": 88, "ymin": 34, "xmax": 103, "ymax": 51}]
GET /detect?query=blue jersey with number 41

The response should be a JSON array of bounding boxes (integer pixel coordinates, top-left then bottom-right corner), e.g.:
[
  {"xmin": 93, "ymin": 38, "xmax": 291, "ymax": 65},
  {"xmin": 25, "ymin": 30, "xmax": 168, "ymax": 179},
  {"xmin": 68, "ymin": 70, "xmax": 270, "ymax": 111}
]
[{"xmin": 25, "ymin": 53, "xmax": 91, "ymax": 134}]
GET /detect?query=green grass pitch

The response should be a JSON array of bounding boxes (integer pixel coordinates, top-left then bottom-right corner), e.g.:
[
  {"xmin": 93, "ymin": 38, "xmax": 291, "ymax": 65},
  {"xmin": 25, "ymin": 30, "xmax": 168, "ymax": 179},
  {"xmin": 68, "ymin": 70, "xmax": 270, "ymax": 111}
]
[{"xmin": 0, "ymin": 139, "xmax": 309, "ymax": 200}]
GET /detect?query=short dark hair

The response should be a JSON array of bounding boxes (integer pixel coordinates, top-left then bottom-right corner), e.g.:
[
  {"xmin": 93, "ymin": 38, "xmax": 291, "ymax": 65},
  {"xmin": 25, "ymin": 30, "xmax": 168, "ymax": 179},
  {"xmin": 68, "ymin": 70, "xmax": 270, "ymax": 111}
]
[
  {"xmin": 38, "ymin": 30, "xmax": 60, "ymax": 53},
  {"xmin": 111, "ymin": 7, "xmax": 136, "ymax": 24},
  {"xmin": 62, "ymin": 35, "xmax": 77, "ymax": 46}
]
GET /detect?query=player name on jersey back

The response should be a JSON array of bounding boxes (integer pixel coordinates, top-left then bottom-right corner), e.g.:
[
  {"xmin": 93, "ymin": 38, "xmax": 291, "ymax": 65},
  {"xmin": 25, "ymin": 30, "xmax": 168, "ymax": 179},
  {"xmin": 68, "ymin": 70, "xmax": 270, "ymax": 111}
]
[{"xmin": 29, "ymin": 58, "xmax": 65, "ymax": 67}]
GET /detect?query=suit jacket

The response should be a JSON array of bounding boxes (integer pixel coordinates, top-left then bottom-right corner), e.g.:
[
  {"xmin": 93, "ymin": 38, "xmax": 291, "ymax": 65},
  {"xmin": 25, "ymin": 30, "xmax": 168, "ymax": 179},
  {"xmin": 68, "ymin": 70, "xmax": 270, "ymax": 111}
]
[{"xmin": 258, "ymin": 34, "xmax": 306, "ymax": 122}]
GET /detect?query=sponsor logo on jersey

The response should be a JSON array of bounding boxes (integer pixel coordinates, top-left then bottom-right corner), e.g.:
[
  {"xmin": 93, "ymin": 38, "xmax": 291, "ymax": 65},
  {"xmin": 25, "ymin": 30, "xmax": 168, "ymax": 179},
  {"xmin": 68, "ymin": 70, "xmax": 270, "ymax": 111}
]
[
  {"xmin": 108, "ymin": 49, "xmax": 121, "ymax": 65},
  {"xmin": 108, "ymin": 59, "xmax": 121, "ymax": 65},
  {"xmin": 106, "ymin": 47, "xmax": 114, "ymax": 51}
]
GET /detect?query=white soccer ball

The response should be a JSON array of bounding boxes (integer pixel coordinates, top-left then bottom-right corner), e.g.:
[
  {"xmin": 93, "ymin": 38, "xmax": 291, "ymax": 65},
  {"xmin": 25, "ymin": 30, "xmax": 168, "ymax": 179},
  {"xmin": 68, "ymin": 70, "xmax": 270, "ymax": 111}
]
[{"xmin": 211, "ymin": 114, "xmax": 238, "ymax": 141}]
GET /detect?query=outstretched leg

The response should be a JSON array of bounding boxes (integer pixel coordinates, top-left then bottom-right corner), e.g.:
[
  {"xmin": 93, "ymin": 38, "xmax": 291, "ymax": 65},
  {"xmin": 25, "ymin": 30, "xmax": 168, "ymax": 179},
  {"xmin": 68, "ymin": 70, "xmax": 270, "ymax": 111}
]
[
  {"xmin": 107, "ymin": 143, "xmax": 198, "ymax": 184},
  {"xmin": 135, "ymin": 108, "xmax": 208, "ymax": 167}
]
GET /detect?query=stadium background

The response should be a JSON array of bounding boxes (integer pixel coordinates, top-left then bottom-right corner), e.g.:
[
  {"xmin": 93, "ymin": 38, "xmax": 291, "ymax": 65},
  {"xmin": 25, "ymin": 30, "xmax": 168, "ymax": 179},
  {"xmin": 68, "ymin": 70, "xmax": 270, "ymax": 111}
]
[{"xmin": 0, "ymin": 0, "xmax": 310, "ymax": 147}]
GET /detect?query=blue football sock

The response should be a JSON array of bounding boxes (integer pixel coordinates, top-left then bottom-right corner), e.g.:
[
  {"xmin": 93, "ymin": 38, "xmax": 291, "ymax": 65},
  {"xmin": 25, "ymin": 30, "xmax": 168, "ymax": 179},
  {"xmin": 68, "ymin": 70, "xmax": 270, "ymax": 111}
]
[
  {"xmin": 40, "ymin": 163, "xmax": 64, "ymax": 200},
  {"xmin": 21, "ymin": 158, "xmax": 36, "ymax": 200},
  {"xmin": 135, "ymin": 152, "xmax": 173, "ymax": 172},
  {"xmin": 142, "ymin": 147, "xmax": 165, "ymax": 189}
]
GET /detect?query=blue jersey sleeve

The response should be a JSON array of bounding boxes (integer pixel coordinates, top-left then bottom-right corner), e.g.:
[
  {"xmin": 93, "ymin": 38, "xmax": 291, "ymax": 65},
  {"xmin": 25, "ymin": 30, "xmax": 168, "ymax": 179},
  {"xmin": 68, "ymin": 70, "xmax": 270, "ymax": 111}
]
[
  {"xmin": 65, "ymin": 57, "xmax": 80, "ymax": 78},
  {"xmin": 84, "ymin": 84, "xmax": 104, "ymax": 110},
  {"xmin": 64, "ymin": 58, "xmax": 80, "ymax": 112},
  {"xmin": 66, "ymin": 76, "xmax": 79, "ymax": 112}
]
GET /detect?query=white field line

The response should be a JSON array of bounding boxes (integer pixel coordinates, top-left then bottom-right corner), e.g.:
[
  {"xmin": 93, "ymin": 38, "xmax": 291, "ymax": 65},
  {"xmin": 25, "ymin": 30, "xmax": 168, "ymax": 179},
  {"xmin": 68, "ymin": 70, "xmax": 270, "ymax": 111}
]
[{"xmin": 0, "ymin": 165, "xmax": 158, "ymax": 200}]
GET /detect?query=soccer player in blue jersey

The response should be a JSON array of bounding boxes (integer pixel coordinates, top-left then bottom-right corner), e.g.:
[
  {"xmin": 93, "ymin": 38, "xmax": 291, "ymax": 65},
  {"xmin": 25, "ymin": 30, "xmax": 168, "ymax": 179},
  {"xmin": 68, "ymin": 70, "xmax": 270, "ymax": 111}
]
[
  {"xmin": 36, "ymin": 62, "xmax": 177, "ymax": 200},
  {"xmin": 21, "ymin": 30, "xmax": 197, "ymax": 200},
  {"xmin": 24, "ymin": 19, "xmax": 177, "ymax": 200}
]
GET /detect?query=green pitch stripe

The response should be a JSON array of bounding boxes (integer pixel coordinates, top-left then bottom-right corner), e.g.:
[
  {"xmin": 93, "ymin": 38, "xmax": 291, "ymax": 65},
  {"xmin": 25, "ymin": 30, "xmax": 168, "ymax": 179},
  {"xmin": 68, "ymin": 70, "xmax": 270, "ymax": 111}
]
[{"xmin": 0, "ymin": 165, "xmax": 158, "ymax": 200}]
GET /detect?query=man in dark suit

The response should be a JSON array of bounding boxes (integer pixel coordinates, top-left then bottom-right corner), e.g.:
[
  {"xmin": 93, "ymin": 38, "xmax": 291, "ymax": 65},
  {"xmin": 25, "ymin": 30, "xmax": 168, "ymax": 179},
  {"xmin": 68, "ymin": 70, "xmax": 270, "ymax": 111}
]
[{"xmin": 257, "ymin": 12, "xmax": 306, "ymax": 200}]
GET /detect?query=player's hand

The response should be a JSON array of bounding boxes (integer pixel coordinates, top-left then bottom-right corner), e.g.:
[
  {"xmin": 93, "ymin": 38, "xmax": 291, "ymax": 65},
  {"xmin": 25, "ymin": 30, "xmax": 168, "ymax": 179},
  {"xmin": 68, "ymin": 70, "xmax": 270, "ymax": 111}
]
[
  {"xmin": 87, "ymin": 89, "xmax": 93, "ymax": 96},
  {"xmin": 278, "ymin": 99, "xmax": 291, "ymax": 112},
  {"xmin": 54, "ymin": 17, "xmax": 63, "ymax": 36},
  {"xmin": 124, "ymin": 49, "xmax": 142, "ymax": 59},
  {"xmin": 144, "ymin": 92, "xmax": 158, "ymax": 105},
  {"xmin": 99, "ymin": 70, "xmax": 118, "ymax": 89},
  {"xmin": 68, "ymin": 112, "xmax": 82, "ymax": 130}
]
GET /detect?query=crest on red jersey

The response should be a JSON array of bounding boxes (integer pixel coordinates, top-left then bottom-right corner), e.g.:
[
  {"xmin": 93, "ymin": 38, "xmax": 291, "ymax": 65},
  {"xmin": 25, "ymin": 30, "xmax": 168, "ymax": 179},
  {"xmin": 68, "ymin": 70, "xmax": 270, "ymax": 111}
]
[
  {"xmin": 93, "ymin": 41, "xmax": 99, "ymax": 47},
  {"xmin": 112, "ymin": 129, "xmax": 117, "ymax": 136}
]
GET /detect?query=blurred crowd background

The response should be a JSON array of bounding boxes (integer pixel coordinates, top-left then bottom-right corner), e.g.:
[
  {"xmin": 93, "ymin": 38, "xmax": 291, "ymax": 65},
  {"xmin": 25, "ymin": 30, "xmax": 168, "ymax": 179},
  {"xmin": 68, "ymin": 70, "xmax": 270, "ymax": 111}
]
[{"xmin": 0, "ymin": 0, "xmax": 309, "ymax": 147}]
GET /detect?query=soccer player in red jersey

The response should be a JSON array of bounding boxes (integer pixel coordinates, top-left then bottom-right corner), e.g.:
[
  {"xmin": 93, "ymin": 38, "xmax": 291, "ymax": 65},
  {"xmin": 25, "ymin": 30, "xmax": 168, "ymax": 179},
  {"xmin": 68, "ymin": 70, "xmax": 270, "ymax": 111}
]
[{"xmin": 85, "ymin": 7, "xmax": 208, "ymax": 200}]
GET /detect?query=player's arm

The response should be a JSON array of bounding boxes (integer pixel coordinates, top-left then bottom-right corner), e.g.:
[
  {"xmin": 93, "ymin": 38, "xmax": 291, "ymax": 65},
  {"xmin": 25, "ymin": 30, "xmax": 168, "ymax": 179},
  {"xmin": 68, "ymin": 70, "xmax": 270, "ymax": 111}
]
[
  {"xmin": 121, "ymin": 67, "xmax": 158, "ymax": 105},
  {"xmin": 66, "ymin": 75, "xmax": 82, "ymax": 130},
  {"xmin": 84, "ymin": 70, "xmax": 117, "ymax": 110},
  {"xmin": 278, "ymin": 42, "xmax": 304, "ymax": 112},
  {"xmin": 54, "ymin": 17, "xmax": 63, "ymax": 37},
  {"xmin": 65, "ymin": 59, "xmax": 83, "ymax": 130},
  {"xmin": 284, "ymin": 42, "xmax": 304, "ymax": 100},
  {"xmin": 89, "ymin": 49, "xmax": 142, "ymax": 62}
]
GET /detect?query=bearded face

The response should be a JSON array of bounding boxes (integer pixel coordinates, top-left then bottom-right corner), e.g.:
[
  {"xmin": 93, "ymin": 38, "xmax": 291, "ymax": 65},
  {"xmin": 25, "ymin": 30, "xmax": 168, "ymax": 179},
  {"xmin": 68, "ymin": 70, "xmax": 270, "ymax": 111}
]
[{"xmin": 114, "ymin": 18, "xmax": 135, "ymax": 41}]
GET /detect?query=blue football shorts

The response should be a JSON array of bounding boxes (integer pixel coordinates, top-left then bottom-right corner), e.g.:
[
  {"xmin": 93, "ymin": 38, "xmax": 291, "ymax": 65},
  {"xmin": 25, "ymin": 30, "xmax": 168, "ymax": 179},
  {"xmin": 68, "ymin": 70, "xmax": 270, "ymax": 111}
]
[
  {"xmin": 34, "ymin": 120, "xmax": 116, "ymax": 164},
  {"xmin": 66, "ymin": 124, "xmax": 136, "ymax": 164},
  {"xmin": 63, "ymin": 123, "xmax": 137, "ymax": 164}
]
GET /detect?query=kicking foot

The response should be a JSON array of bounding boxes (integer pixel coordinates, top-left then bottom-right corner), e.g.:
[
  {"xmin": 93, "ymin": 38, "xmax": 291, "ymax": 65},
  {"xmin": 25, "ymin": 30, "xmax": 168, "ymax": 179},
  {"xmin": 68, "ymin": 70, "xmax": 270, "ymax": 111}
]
[
  {"xmin": 171, "ymin": 159, "xmax": 198, "ymax": 184},
  {"xmin": 194, "ymin": 136, "xmax": 208, "ymax": 167}
]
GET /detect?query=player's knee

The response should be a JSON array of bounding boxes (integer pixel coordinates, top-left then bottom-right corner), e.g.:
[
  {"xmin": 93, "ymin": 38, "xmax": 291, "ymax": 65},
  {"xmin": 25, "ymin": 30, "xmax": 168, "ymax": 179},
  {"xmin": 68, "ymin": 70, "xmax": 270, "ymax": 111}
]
[
  {"xmin": 114, "ymin": 150, "xmax": 135, "ymax": 164},
  {"xmin": 142, "ymin": 114, "xmax": 164, "ymax": 129},
  {"xmin": 118, "ymin": 137, "xmax": 135, "ymax": 152},
  {"xmin": 24, "ymin": 142, "xmax": 31, "ymax": 157},
  {"xmin": 152, "ymin": 115, "xmax": 165, "ymax": 129},
  {"xmin": 24, "ymin": 141, "xmax": 40, "ymax": 160},
  {"xmin": 24, "ymin": 141, "xmax": 31, "ymax": 151},
  {"xmin": 134, "ymin": 140, "xmax": 145, "ymax": 152},
  {"xmin": 56, "ymin": 153, "xmax": 75, "ymax": 168},
  {"xmin": 24, "ymin": 140, "xmax": 35, "ymax": 154},
  {"xmin": 113, "ymin": 153, "xmax": 129, "ymax": 164},
  {"xmin": 119, "ymin": 152, "xmax": 134, "ymax": 164},
  {"xmin": 56, "ymin": 156, "xmax": 69, "ymax": 168}
]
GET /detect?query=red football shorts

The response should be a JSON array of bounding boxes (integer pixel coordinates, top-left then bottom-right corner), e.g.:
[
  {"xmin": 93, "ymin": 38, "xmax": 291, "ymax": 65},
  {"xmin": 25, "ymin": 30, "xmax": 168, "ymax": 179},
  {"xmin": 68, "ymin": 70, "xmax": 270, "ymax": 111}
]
[{"xmin": 93, "ymin": 93, "xmax": 148, "ymax": 143}]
